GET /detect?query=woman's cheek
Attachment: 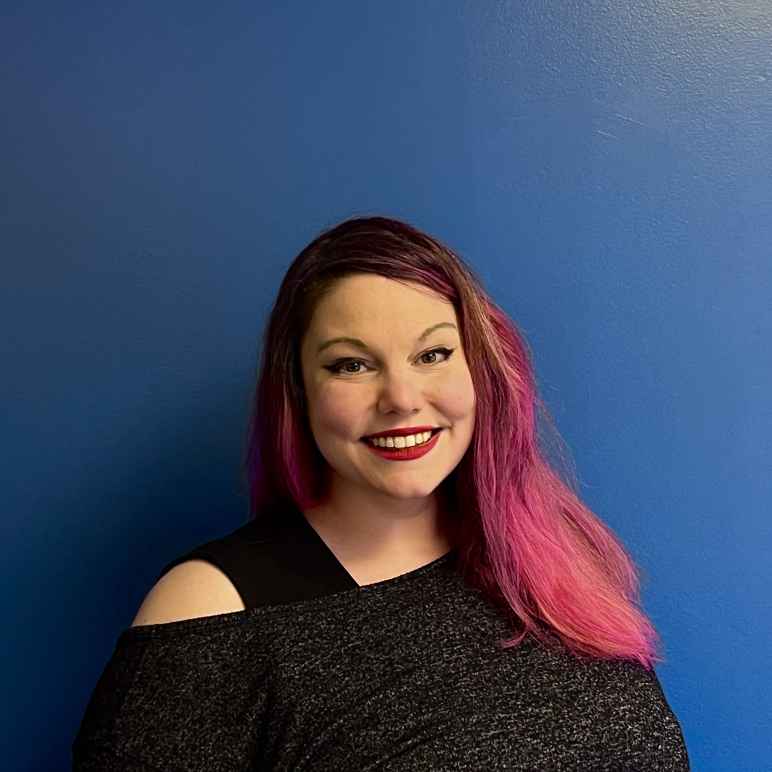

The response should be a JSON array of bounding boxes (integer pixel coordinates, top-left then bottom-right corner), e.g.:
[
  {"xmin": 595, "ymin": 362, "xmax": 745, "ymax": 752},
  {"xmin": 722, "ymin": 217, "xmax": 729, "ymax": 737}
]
[
  {"xmin": 312, "ymin": 384, "xmax": 363, "ymax": 437},
  {"xmin": 436, "ymin": 371, "xmax": 476, "ymax": 418}
]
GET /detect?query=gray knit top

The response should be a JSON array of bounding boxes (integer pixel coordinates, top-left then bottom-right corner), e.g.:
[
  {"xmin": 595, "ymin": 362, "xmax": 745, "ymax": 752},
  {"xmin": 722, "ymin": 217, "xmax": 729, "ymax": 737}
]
[{"xmin": 72, "ymin": 502, "xmax": 690, "ymax": 770}]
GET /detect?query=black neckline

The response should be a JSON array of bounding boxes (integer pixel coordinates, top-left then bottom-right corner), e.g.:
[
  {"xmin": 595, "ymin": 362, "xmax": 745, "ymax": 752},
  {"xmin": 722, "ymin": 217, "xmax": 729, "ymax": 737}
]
[{"xmin": 286, "ymin": 500, "xmax": 455, "ymax": 590}]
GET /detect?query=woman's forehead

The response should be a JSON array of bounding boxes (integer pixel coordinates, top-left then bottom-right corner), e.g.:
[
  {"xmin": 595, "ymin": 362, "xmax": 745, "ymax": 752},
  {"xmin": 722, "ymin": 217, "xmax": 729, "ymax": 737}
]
[{"xmin": 311, "ymin": 275, "xmax": 452, "ymax": 325}]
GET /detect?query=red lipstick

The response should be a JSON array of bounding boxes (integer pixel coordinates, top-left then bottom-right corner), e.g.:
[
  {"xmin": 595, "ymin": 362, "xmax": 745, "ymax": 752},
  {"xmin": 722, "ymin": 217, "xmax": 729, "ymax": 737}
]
[
  {"xmin": 362, "ymin": 429, "xmax": 443, "ymax": 461},
  {"xmin": 362, "ymin": 425, "xmax": 439, "ymax": 440}
]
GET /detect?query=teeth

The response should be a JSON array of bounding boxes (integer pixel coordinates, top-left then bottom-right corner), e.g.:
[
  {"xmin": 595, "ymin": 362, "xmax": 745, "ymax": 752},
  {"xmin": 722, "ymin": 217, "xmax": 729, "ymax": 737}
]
[{"xmin": 369, "ymin": 430, "xmax": 434, "ymax": 448}]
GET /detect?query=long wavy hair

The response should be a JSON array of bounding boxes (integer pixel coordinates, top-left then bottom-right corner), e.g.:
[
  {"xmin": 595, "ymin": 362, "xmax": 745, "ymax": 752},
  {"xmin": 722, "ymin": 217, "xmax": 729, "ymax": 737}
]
[{"xmin": 242, "ymin": 215, "xmax": 663, "ymax": 669}]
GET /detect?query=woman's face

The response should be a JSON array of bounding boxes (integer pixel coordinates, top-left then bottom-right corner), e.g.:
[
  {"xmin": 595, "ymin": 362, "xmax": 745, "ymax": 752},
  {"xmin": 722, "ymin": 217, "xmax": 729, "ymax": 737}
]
[{"xmin": 299, "ymin": 274, "xmax": 476, "ymax": 503}]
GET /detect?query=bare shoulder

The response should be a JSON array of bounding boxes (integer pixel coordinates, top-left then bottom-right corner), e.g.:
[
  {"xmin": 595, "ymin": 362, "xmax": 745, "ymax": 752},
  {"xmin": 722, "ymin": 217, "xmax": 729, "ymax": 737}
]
[{"xmin": 130, "ymin": 559, "xmax": 246, "ymax": 627}]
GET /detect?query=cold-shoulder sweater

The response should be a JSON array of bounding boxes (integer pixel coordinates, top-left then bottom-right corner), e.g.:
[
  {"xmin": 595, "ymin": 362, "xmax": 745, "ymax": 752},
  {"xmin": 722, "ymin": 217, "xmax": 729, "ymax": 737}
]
[{"xmin": 72, "ymin": 502, "xmax": 690, "ymax": 770}]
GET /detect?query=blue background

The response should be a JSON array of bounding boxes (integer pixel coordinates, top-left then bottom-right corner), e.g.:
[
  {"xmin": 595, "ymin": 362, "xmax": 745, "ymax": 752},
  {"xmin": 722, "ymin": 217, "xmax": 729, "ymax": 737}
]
[{"xmin": 2, "ymin": 2, "xmax": 770, "ymax": 769}]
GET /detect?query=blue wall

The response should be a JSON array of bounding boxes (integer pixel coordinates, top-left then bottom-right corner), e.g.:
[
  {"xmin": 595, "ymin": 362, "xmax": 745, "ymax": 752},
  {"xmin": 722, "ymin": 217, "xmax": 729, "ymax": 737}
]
[{"xmin": 2, "ymin": 2, "xmax": 770, "ymax": 769}]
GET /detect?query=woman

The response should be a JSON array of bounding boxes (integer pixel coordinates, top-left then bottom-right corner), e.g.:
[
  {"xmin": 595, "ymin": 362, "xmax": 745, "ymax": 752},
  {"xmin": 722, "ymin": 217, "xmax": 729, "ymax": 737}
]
[{"xmin": 73, "ymin": 215, "xmax": 690, "ymax": 769}]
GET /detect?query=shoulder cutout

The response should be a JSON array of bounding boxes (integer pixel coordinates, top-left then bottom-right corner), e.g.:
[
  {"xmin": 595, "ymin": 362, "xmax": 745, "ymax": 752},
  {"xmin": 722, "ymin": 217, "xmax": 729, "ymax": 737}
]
[{"xmin": 131, "ymin": 559, "xmax": 246, "ymax": 627}]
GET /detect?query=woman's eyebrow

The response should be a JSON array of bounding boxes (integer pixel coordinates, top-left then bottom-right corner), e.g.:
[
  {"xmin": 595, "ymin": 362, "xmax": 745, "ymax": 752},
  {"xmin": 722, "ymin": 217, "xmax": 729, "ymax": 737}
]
[{"xmin": 317, "ymin": 322, "xmax": 457, "ymax": 355}]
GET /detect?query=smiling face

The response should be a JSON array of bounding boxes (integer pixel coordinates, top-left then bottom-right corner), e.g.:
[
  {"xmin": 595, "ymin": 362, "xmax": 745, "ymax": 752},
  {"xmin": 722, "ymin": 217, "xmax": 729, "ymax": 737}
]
[{"xmin": 299, "ymin": 274, "xmax": 476, "ymax": 507}]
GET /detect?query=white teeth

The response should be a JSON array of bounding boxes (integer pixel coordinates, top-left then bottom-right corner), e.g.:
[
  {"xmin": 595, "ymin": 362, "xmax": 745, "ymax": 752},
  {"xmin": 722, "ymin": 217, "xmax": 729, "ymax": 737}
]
[{"xmin": 369, "ymin": 430, "xmax": 433, "ymax": 448}]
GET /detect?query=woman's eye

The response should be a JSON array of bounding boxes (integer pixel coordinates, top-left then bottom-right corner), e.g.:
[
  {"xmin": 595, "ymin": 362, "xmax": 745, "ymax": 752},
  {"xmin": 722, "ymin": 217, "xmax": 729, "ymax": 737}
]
[
  {"xmin": 324, "ymin": 359, "xmax": 368, "ymax": 375},
  {"xmin": 419, "ymin": 347, "xmax": 454, "ymax": 365},
  {"xmin": 326, "ymin": 346, "xmax": 455, "ymax": 376}
]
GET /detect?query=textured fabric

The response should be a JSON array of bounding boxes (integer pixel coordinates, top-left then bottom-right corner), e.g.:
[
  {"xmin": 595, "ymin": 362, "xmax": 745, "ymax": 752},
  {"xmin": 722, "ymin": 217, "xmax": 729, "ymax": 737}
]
[{"xmin": 72, "ymin": 504, "xmax": 690, "ymax": 771}]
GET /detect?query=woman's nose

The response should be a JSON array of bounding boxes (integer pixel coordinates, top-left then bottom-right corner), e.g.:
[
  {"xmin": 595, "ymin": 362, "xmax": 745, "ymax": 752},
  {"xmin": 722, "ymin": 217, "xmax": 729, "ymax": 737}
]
[{"xmin": 376, "ymin": 372, "xmax": 424, "ymax": 414}]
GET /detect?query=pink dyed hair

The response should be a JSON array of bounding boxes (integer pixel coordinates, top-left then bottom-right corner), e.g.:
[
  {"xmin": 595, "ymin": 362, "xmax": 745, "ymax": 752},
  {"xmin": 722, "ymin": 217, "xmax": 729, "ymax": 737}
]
[{"xmin": 242, "ymin": 215, "xmax": 663, "ymax": 669}]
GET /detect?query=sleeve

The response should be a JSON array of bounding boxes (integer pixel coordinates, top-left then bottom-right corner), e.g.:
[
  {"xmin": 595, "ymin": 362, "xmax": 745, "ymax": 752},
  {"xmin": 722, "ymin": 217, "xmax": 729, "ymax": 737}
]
[
  {"xmin": 72, "ymin": 745, "xmax": 165, "ymax": 771},
  {"xmin": 646, "ymin": 667, "xmax": 691, "ymax": 770},
  {"xmin": 72, "ymin": 624, "xmax": 270, "ymax": 771}
]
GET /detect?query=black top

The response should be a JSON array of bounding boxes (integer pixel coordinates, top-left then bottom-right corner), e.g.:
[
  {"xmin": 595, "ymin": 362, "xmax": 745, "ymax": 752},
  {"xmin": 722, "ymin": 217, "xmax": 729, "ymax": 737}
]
[
  {"xmin": 72, "ymin": 501, "xmax": 690, "ymax": 770},
  {"xmin": 155, "ymin": 502, "xmax": 364, "ymax": 605}
]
